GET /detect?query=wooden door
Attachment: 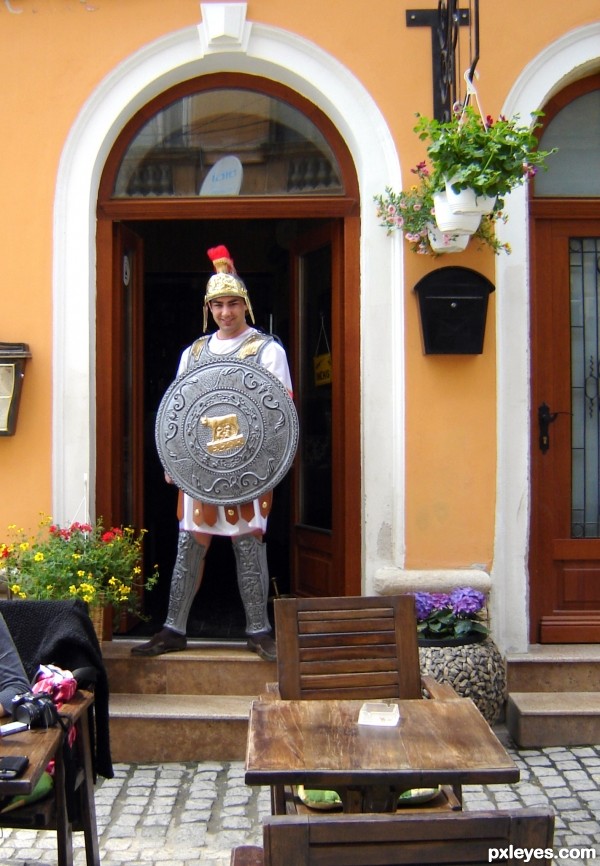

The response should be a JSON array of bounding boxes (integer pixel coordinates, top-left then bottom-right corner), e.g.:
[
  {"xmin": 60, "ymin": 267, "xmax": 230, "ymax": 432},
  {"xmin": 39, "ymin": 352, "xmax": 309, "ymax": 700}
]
[
  {"xmin": 530, "ymin": 212, "xmax": 600, "ymax": 642},
  {"xmin": 96, "ymin": 222, "xmax": 145, "ymax": 529},
  {"xmin": 290, "ymin": 222, "xmax": 359, "ymax": 597}
]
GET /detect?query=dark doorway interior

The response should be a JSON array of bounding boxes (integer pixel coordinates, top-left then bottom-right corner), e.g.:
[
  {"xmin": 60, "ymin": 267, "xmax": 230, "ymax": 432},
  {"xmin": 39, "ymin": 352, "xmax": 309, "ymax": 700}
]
[{"xmin": 124, "ymin": 218, "xmax": 311, "ymax": 639}]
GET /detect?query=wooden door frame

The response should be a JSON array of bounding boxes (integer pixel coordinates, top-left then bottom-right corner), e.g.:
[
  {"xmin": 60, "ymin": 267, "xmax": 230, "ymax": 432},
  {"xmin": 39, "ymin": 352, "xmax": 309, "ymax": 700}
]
[
  {"xmin": 529, "ymin": 200, "xmax": 600, "ymax": 642},
  {"xmin": 529, "ymin": 74, "xmax": 600, "ymax": 642},
  {"xmin": 95, "ymin": 73, "xmax": 362, "ymax": 597}
]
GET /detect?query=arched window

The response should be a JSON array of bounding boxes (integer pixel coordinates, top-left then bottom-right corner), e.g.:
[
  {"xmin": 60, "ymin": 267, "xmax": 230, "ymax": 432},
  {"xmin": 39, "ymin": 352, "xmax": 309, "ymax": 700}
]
[
  {"xmin": 113, "ymin": 88, "xmax": 344, "ymax": 198},
  {"xmin": 536, "ymin": 78, "xmax": 600, "ymax": 197}
]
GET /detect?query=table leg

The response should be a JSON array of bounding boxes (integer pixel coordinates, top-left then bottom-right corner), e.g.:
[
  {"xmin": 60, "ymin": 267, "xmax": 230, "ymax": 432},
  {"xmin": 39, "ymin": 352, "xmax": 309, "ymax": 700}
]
[
  {"xmin": 270, "ymin": 783, "xmax": 286, "ymax": 815},
  {"xmin": 53, "ymin": 741, "xmax": 74, "ymax": 866},
  {"xmin": 77, "ymin": 710, "xmax": 101, "ymax": 866}
]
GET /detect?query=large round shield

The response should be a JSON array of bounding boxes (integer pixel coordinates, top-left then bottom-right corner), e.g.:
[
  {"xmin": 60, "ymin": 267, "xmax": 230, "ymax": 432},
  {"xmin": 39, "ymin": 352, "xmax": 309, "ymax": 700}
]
[{"xmin": 155, "ymin": 359, "xmax": 299, "ymax": 505}]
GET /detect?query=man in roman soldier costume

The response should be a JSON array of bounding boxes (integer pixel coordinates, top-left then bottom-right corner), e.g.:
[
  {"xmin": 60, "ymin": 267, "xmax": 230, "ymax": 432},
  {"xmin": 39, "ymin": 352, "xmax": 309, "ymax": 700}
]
[{"xmin": 133, "ymin": 246, "xmax": 293, "ymax": 661}]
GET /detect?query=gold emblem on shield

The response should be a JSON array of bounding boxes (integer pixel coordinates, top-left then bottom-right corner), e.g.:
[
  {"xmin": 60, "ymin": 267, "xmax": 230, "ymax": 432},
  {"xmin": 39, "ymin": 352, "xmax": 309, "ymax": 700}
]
[{"xmin": 201, "ymin": 413, "xmax": 245, "ymax": 453}]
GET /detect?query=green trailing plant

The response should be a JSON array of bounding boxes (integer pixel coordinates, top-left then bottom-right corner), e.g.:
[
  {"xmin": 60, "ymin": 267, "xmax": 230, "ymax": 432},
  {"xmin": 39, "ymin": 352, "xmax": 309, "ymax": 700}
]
[
  {"xmin": 414, "ymin": 105, "xmax": 556, "ymax": 205},
  {"xmin": 374, "ymin": 163, "xmax": 435, "ymax": 255}
]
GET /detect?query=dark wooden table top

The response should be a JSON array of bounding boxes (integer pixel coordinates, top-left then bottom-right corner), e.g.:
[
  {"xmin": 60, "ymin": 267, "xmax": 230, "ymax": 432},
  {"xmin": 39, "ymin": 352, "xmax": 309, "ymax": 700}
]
[
  {"xmin": 0, "ymin": 691, "xmax": 93, "ymax": 798},
  {"xmin": 245, "ymin": 697, "xmax": 519, "ymax": 793}
]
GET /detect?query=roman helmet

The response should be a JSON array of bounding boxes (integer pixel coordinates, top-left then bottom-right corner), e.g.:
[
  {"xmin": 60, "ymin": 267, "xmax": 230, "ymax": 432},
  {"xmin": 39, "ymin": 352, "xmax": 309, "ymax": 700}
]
[{"xmin": 203, "ymin": 245, "xmax": 255, "ymax": 331}]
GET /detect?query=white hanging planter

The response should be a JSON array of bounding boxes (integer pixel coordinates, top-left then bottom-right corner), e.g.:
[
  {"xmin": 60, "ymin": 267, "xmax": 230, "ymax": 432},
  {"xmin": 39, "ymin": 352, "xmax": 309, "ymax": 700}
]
[
  {"xmin": 427, "ymin": 225, "xmax": 471, "ymax": 254},
  {"xmin": 433, "ymin": 192, "xmax": 481, "ymax": 234},
  {"xmin": 445, "ymin": 177, "xmax": 497, "ymax": 215}
]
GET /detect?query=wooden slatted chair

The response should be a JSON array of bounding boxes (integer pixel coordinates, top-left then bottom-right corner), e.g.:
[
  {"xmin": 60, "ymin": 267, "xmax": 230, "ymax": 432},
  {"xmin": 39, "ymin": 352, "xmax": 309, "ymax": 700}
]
[
  {"xmin": 230, "ymin": 807, "xmax": 556, "ymax": 866},
  {"xmin": 274, "ymin": 594, "xmax": 458, "ymax": 702},
  {"xmin": 269, "ymin": 594, "xmax": 461, "ymax": 814}
]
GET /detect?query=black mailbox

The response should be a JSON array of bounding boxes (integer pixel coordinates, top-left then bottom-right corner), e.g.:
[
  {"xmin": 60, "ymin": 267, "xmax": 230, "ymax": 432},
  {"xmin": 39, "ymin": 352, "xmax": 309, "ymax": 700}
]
[{"xmin": 414, "ymin": 267, "xmax": 495, "ymax": 355}]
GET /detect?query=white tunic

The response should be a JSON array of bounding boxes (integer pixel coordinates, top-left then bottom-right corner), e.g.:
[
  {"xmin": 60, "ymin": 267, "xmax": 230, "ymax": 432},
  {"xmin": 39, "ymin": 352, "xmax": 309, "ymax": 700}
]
[{"xmin": 176, "ymin": 328, "xmax": 293, "ymax": 536}]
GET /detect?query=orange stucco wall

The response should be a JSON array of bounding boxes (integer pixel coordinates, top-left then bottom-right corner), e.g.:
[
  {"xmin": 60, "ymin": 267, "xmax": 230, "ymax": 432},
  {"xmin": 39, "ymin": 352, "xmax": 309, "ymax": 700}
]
[{"xmin": 0, "ymin": 0, "xmax": 598, "ymax": 568}]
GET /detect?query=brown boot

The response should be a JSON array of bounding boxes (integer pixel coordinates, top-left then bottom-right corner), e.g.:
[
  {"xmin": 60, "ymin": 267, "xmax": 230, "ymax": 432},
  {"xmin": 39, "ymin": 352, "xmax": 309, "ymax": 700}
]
[{"xmin": 131, "ymin": 627, "xmax": 187, "ymax": 657}]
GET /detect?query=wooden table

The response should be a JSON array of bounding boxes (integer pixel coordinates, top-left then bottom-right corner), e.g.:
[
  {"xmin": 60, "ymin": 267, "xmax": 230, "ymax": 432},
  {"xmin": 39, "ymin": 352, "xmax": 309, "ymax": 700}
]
[
  {"xmin": 245, "ymin": 697, "xmax": 520, "ymax": 812},
  {"xmin": 0, "ymin": 691, "xmax": 99, "ymax": 866}
]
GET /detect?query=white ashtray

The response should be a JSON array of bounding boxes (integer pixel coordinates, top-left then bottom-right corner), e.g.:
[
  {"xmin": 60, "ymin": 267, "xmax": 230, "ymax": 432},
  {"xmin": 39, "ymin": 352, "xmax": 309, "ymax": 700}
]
[{"xmin": 357, "ymin": 701, "xmax": 400, "ymax": 727}]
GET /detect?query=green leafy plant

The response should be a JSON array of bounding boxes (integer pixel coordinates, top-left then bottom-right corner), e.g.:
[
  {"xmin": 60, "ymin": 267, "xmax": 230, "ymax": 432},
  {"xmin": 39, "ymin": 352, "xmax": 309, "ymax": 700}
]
[
  {"xmin": 1, "ymin": 516, "xmax": 158, "ymax": 616},
  {"xmin": 413, "ymin": 587, "xmax": 489, "ymax": 641},
  {"xmin": 414, "ymin": 105, "xmax": 556, "ymax": 204}
]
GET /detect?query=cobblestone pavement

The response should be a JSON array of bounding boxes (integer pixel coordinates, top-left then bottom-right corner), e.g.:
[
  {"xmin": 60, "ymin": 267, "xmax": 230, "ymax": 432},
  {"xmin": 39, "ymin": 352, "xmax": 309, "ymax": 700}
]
[{"xmin": 0, "ymin": 733, "xmax": 598, "ymax": 865}]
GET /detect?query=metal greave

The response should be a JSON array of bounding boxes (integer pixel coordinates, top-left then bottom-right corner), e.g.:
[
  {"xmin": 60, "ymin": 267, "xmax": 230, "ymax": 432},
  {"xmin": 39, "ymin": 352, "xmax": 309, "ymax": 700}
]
[
  {"xmin": 164, "ymin": 531, "xmax": 206, "ymax": 635},
  {"xmin": 232, "ymin": 534, "xmax": 271, "ymax": 635}
]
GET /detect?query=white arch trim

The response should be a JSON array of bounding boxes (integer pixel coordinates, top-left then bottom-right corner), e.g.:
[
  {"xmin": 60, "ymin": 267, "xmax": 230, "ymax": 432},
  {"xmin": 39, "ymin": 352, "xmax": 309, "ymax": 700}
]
[
  {"xmin": 52, "ymin": 6, "xmax": 405, "ymax": 583},
  {"xmin": 492, "ymin": 22, "xmax": 600, "ymax": 652}
]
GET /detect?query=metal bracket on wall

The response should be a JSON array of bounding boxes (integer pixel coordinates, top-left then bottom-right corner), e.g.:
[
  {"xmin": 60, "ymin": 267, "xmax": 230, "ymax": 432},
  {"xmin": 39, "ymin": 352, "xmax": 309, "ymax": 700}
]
[{"xmin": 406, "ymin": 2, "xmax": 478, "ymax": 121}]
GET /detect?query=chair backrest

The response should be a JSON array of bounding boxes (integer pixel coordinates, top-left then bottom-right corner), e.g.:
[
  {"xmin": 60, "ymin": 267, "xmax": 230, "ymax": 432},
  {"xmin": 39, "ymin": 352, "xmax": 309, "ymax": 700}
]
[
  {"xmin": 274, "ymin": 595, "xmax": 423, "ymax": 700},
  {"xmin": 261, "ymin": 809, "xmax": 556, "ymax": 866}
]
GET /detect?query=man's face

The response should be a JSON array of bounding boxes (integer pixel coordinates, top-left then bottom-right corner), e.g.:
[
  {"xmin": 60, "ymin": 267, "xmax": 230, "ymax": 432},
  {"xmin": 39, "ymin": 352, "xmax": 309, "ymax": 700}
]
[{"xmin": 209, "ymin": 296, "xmax": 248, "ymax": 338}]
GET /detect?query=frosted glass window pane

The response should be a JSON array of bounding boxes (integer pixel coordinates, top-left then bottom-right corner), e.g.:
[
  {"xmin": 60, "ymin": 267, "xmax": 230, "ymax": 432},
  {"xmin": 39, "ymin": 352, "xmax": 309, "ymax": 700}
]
[
  {"xmin": 537, "ymin": 91, "xmax": 600, "ymax": 196},
  {"xmin": 113, "ymin": 89, "xmax": 343, "ymax": 198}
]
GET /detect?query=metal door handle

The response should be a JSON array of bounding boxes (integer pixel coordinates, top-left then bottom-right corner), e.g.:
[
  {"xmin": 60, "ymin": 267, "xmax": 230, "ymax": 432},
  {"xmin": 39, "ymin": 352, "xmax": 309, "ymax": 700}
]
[{"xmin": 538, "ymin": 402, "xmax": 571, "ymax": 454}]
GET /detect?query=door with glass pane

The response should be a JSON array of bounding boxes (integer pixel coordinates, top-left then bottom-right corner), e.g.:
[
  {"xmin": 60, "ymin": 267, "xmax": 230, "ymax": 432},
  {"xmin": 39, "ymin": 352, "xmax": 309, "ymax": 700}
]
[
  {"xmin": 530, "ymin": 217, "xmax": 600, "ymax": 642},
  {"xmin": 290, "ymin": 224, "xmax": 348, "ymax": 597}
]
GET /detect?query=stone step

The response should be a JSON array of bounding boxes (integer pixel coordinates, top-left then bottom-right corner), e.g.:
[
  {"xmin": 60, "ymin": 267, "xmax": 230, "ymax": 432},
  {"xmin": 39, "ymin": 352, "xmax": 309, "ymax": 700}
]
[
  {"xmin": 506, "ymin": 691, "xmax": 600, "ymax": 748},
  {"xmin": 102, "ymin": 639, "xmax": 275, "ymax": 763},
  {"xmin": 103, "ymin": 638, "xmax": 276, "ymax": 696},
  {"xmin": 506, "ymin": 644, "xmax": 600, "ymax": 693},
  {"xmin": 108, "ymin": 692, "xmax": 253, "ymax": 762}
]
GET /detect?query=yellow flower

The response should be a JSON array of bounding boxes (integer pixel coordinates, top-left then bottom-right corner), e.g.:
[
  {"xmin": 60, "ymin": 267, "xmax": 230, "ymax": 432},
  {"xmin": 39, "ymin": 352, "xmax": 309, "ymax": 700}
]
[
  {"xmin": 19, "ymin": 542, "xmax": 29, "ymax": 552},
  {"xmin": 10, "ymin": 583, "xmax": 21, "ymax": 595},
  {"xmin": 77, "ymin": 570, "xmax": 86, "ymax": 578},
  {"xmin": 34, "ymin": 552, "xmax": 45, "ymax": 562}
]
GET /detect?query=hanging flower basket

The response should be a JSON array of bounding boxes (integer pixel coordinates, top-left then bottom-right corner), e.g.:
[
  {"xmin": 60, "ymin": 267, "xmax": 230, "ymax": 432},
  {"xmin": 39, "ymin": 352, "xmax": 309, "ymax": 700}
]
[
  {"xmin": 415, "ymin": 103, "xmax": 557, "ymax": 206},
  {"xmin": 375, "ymin": 76, "xmax": 556, "ymax": 257},
  {"xmin": 444, "ymin": 176, "xmax": 497, "ymax": 215},
  {"xmin": 426, "ymin": 225, "xmax": 471, "ymax": 254},
  {"xmin": 433, "ymin": 192, "xmax": 481, "ymax": 234}
]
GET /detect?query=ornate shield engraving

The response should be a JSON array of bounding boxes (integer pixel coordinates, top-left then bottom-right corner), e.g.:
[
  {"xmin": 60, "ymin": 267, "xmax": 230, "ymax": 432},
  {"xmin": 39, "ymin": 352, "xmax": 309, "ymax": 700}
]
[{"xmin": 155, "ymin": 359, "xmax": 299, "ymax": 505}]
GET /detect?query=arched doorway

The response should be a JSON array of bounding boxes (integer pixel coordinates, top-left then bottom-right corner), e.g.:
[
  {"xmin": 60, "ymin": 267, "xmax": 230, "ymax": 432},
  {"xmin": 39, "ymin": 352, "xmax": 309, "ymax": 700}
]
[
  {"xmin": 529, "ymin": 73, "xmax": 600, "ymax": 643},
  {"xmin": 96, "ymin": 74, "xmax": 361, "ymax": 635}
]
